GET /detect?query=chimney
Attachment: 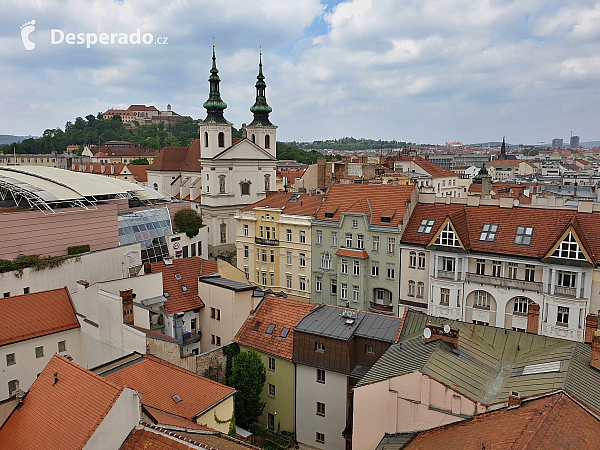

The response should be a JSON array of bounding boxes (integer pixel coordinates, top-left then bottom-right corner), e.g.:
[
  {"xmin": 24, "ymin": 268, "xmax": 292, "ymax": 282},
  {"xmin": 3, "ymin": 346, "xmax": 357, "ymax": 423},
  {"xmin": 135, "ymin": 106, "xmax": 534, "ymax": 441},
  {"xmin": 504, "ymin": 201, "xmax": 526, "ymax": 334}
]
[
  {"xmin": 508, "ymin": 391, "xmax": 521, "ymax": 408},
  {"xmin": 317, "ymin": 158, "xmax": 327, "ymax": 189},
  {"xmin": 424, "ymin": 323, "xmax": 459, "ymax": 348},
  {"xmin": 592, "ymin": 332, "xmax": 600, "ymax": 371},
  {"xmin": 585, "ymin": 313, "xmax": 599, "ymax": 344},
  {"xmin": 481, "ymin": 174, "xmax": 491, "ymax": 198},
  {"xmin": 526, "ymin": 303, "xmax": 540, "ymax": 334},
  {"xmin": 143, "ymin": 262, "xmax": 152, "ymax": 274},
  {"xmin": 120, "ymin": 289, "xmax": 135, "ymax": 326}
]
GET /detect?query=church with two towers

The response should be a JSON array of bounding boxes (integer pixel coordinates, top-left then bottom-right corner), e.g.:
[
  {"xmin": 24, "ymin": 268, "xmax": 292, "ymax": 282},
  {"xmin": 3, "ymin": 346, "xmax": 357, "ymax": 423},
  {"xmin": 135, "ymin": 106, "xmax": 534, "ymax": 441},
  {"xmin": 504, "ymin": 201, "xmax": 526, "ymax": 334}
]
[{"xmin": 147, "ymin": 45, "xmax": 278, "ymax": 255}]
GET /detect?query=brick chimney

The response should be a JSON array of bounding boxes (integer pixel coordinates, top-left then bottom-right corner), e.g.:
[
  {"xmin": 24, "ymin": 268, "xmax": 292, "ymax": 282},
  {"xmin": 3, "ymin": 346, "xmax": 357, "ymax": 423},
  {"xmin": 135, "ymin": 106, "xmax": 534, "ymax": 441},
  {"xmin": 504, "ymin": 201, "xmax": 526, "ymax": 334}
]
[
  {"xmin": 592, "ymin": 332, "xmax": 600, "ymax": 371},
  {"xmin": 526, "ymin": 303, "xmax": 540, "ymax": 334},
  {"xmin": 481, "ymin": 173, "xmax": 491, "ymax": 198},
  {"xmin": 585, "ymin": 313, "xmax": 598, "ymax": 344},
  {"xmin": 317, "ymin": 158, "xmax": 327, "ymax": 190},
  {"xmin": 508, "ymin": 392, "xmax": 521, "ymax": 408},
  {"xmin": 120, "ymin": 289, "xmax": 135, "ymax": 326},
  {"xmin": 144, "ymin": 262, "xmax": 152, "ymax": 274}
]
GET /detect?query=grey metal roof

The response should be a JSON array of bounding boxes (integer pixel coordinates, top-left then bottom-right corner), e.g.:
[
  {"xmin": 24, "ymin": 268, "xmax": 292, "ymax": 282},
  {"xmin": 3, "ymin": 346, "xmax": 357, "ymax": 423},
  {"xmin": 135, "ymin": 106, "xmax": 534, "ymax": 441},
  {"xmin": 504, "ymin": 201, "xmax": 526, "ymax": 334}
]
[
  {"xmin": 375, "ymin": 433, "xmax": 416, "ymax": 450},
  {"xmin": 198, "ymin": 276, "xmax": 255, "ymax": 292},
  {"xmin": 356, "ymin": 310, "xmax": 600, "ymax": 412},
  {"xmin": 141, "ymin": 295, "xmax": 167, "ymax": 306},
  {"xmin": 294, "ymin": 305, "xmax": 402, "ymax": 342}
]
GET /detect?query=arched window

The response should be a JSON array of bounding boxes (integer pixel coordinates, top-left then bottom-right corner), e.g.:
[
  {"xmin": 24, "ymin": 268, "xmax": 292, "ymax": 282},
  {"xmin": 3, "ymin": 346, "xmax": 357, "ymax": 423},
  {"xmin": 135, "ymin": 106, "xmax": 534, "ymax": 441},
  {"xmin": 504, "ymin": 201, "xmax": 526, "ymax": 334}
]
[
  {"xmin": 251, "ymin": 134, "xmax": 256, "ymax": 144},
  {"xmin": 204, "ymin": 132, "xmax": 209, "ymax": 148},
  {"xmin": 265, "ymin": 134, "xmax": 271, "ymax": 149},
  {"xmin": 418, "ymin": 252, "xmax": 426, "ymax": 268},
  {"xmin": 153, "ymin": 183, "xmax": 158, "ymax": 190},
  {"xmin": 408, "ymin": 280, "xmax": 415, "ymax": 297},
  {"xmin": 241, "ymin": 181, "xmax": 250, "ymax": 196},
  {"xmin": 218, "ymin": 132, "xmax": 225, "ymax": 148},
  {"xmin": 409, "ymin": 251, "xmax": 417, "ymax": 267},
  {"xmin": 321, "ymin": 253, "xmax": 331, "ymax": 269},
  {"xmin": 474, "ymin": 291, "xmax": 491, "ymax": 308}
]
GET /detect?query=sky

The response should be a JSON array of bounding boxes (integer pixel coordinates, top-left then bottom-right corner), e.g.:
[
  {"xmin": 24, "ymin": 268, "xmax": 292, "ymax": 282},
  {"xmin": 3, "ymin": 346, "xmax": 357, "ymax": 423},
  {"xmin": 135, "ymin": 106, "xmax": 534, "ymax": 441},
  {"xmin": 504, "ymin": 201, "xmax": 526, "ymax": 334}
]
[{"xmin": 1, "ymin": 0, "xmax": 600, "ymax": 145}]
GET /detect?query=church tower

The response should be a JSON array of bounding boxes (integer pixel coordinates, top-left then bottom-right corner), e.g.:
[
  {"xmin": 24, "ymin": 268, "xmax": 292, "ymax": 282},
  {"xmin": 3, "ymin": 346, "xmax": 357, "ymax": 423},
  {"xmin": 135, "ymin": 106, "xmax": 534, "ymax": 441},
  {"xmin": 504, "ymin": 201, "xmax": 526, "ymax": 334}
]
[
  {"xmin": 199, "ymin": 44, "xmax": 232, "ymax": 160},
  {"xmin": 246, "ymin": 50, "xmax": 277, "ymax": 157}
]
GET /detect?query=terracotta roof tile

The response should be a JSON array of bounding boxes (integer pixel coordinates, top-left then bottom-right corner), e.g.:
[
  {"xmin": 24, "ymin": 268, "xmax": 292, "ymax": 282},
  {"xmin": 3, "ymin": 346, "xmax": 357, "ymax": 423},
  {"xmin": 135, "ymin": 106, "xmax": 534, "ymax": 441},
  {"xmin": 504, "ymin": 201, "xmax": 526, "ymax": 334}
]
[
  {"xmin": 241, "ymin": 191, "xmax": 323, "ymax": 216},
  {"xmin": 127, "ymin": 164, "xmax": 150, "ymax": 182},
  {"xmin": 145, "ymin": 406, "xmax": 217, "ymax": 431},
  {"xmin": 105, "ymin": 355, "xmax": 235, "ymax": 420},
  {"xmin": 486, "ymin": 159, "xmax": 521, "ymax": 166},
  {"xmin": 234, "ymin": 296, "xmax": 313, "ymax": 360},
  {"xmin": 129, "ymin": 104, "xmax": 160, "ymax": 111},
  {"xmin": 399, "ymin": 156, "xmax": 458, "ymax": 178},
  {"xmin": 149, "ymin": 257, "xmax": 218, "ymax": 314},
  {"xmin": 121, "ymin": 428, "xmax": 197, "ymax": 450},
  {"xmin": 402, "ymin": 393, "xmax": 599, "ymax": 449},
  {"xmin": 0, "ymin": 287, "xmax": 79, "ymax": 347},
  {"xmin": 0, "ymin": 355, "xmax": 124, "ymax": 450},
  {"xmin": 402, "ymin": 203, "xmax": 600, "ymax": 263},
  {"xmin": 148, "ymin": 140, "xmax": 201, "ymax": 173},
  {"xmin": 315, "ymin": 184, "xmax": 414, "ymax": 226},
  {"xmin": 336, "ymin": 248, "xmax": 369, "ymax": 258}
]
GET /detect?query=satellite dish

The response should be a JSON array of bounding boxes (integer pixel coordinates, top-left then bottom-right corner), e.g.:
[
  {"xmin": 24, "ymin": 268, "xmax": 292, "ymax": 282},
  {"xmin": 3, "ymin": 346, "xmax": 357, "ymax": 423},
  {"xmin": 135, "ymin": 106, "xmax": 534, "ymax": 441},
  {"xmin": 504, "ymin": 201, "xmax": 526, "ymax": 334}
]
[
  {"xmin": 513, "ymin": 199, "xmax": 520, "ymax": 207},
  {"xmin": 443, "ymin": 324, "xmax": 451, "ymax": 334},
  {"xmin": 423, "ymin": 327, "xmax": 432, "ymax": 339}
]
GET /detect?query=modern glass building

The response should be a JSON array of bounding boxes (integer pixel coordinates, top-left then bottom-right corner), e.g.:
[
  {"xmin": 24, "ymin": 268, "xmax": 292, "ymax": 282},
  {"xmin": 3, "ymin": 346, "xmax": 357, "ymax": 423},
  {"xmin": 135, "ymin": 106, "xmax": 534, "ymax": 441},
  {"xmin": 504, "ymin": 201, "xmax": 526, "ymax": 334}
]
[{"xmin": 118, "ymin": 207, "xmax": 172, "ymax": 263}]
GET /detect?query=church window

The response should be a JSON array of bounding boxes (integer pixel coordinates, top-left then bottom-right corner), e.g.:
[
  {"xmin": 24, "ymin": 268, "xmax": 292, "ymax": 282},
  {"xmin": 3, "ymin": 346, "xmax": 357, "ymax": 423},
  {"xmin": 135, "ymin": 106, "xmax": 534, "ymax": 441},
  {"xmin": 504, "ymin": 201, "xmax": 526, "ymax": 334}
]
[
  {"xmin": 241, "ymin": 181, "xmax": 250, "ymax": 196},
  {"xmin": 265, "ymin": 134, "xmax": 271, "ymax": 149},
  {"xmin": 220, "ymin": 223, "xmax": 227, "ymax": 244},
  {"xmin": 218, "ymin": 132, "xmax": 225, "ymax": 148},
  {"xmin": 204, "ymin": 132, "xmax": 209, "ymax": 148},
  {"xmin": 219, "ymin": 175, "xmax": 226, "ymax": 194}
]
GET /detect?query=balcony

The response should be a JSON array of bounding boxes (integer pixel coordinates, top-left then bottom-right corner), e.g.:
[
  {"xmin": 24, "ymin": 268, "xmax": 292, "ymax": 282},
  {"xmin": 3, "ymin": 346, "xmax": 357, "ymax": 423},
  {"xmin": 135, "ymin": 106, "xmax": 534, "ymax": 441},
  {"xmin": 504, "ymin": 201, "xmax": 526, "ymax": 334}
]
[
  {"xmin": 437, "ymin": 270, "xmax": 457, "ymax": 280},
  {"xmin": 466, "ymin": 273, "xmax": 543, "ymax": 292},
  {"xmin": 255, "ymin": 237, "xmax": 279, "ymax": 246},
  {"xmin": 369, "ymin": 301, "xmax": 394, "ymax": 315},
  {"xmin": 432, "ymin": 304, "xmax": 462, "ymax": 320},
  {"xmin": 150, "ymin": 315, "xmax": 164, "ymax": 331},
  {"xmin": 554, "ymin": 286, "xmax": 576, "ymax": 298},
  {"xmin": 183, "ymin": 331, "xmax": 202, "ymax": 345}
]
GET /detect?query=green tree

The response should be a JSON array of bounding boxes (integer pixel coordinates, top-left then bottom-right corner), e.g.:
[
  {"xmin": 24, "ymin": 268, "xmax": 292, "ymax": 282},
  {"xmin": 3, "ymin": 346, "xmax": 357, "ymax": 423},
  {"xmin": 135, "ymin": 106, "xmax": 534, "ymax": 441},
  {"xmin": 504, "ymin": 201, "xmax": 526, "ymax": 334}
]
[
  {"xmin": 230, "ymin": 349, "xmax": 266, "ymax": 429},
  {"xmin": 129, "ymin": 157, "xmax": 150, "ymax": 165},
  {"xmin": 173, "ymin": 208, "xmax": 203, "ymax": 238}
]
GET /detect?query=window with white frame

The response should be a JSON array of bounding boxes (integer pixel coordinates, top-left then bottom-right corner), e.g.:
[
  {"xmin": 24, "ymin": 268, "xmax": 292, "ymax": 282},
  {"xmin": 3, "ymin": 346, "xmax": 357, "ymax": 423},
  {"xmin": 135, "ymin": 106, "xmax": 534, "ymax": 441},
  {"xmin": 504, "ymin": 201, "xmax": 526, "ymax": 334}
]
[
  {"xmin": 409, "ymin": 251, "xmax": 417, "ymax": 268},
  {"xmin": 352, "ymin": 219, "xmax": 359, "ymax": 228},
  {"xmin": 476, "ymin": 259, "xmax": 486, "ymax": 275},
  {"xmin": 346, "ymin": 233, "xmax": 353, "ymax": 247},
  {"xmin": 341, "ymin": 259, "xmax": 348, "ymax": 274},
  {"xmin": 357, "ymin": 234, "xmax": 364, "ymax": 249},
  {"xmin": 372, "ymin": 236, "xmax": 380, "ymax": 252},
  {"xmin": 441, "ymin": 256, "xmax": 455, "ymax": 272},
  {"xmin": 435, "ymin": 222, "xmax": 461, "ymax": 247},
  {"xmin": 514, "ymin": 226, "xmax": 533, "ymax": 245},
  {"xmin": 492, "ymin": 260, "xmax": 501, "ymax": 277},
  {"xmin": 299, "ymin": 277, "xmax": 306, "ymax": 291},
  {"xmin": 286, "ymin": 275, "xmax": 292, "ymax": 289},
  {"xmin": 353, "ymin": 260, "xmax": 360, "ymax": 276},
  {"xmin": 408, "ymin": 280, "xmax": 415, "ymax": 297},
  {"xmin": 286, "ymin": 229, "xmax": 292, "ymax": 242},
  {"xmin": 552, "ymin": 231, "xmax": 586, "ymax": 260},
  {"xmin": 261, "ymin": 249, "xmax": 267, "ymax": 262},
  {"xmin": 525, "ymin": 264, "xmax": 535, "ymax": 282},
  {"xmin": 243, "ymin": 224, "xmax": 249, "ymax": 236},
  {"xmin": 508, "ymin": 262, "xmax": 518, "ymax": 280},
  {"xmin": 287, "ymin": 251, "xmax": 292, "ymax": 265},
  {"xmin": 270, "ymin": 250, "xmax": 275, "ymax": 263},
  {"xmin": 386, "ymin": 263, "xmax": 395, "ymax": 279},
  {"xmin": 300, "ymin": 253, "xmax": 306, "ymax": 267},
  {"xmin": 300, "ymin": 230, "xmax": 306, "ymax": 243},
  {"xmin": 321, "ymin": 253, "xmax": 332, "ymax": 269},
  {"xmin": 352, "ymin": 285, "xmax": 359, "ymax": 303},
  {"xmin": 341, "ymin": 283, "xmax": 348, "ymax": 299},
  {"xmin": 268, "ymin": 357, "xmax": 276, "ymax": 371},
  {"xmin": 244, "ymin": 245, "xmax": 249, "ymax": 258},
  {"xmin": 315, "ymin": 277, "xmax": 322, "ymax": 292},
  {"xmin": 371, "ymin": 261, "xmax": 379, "ymax": 277},
  {"xmin": 479, "ymin": 224, "xmax": 498, "ymax": 242},
  {"xmin": 316, "ymin": 230, "xmax": 323, "ymax": 245},
  {"xmin": 375, "ymin": 288, "xmax": 385, "ymax": 303},
  {"xmin": 262, "ymin": 273, "xmax": 267, "ymax": 285},
  {"xmin": 388, "ymin": 237, "xmax": 396, "ymax": 253},
  {"xmin": 418, "ymin": 252, "xmax": 426, "ymax": 269},
  {"xmin": 474, "ymin": 290, "xmax": 491, "ymax": 308},
  {"xmin": 268, "ymin": 383, "xmax": 276, "ymax": 398},
  {"xmin": 270, "ymin": 273, "xmax": 274, "ymax": 286},
  {"xmin": 557, "ymin": 270, "xmax": 576, "ymax": 287},
  {"xmin": 331, "ymin": 232, "xmax": 338, "ymax": 246},
  {"xmin": 440, "ymin": 288, "xmax": 450, "ymax": 305},
  {"xmin": 557, "ymin": 306, "xmax": 569, "ymax": 325},
  {"xmin": 260, "ymin": 226, "xmax": 264, "ymax": 238},
  {"xmin": 513, "ymin": 297, "xmax": 530, "ymax": 314},
  {"xmin": 417, "ymin": 219, "xmax": 435, "ymax": 234},
  {"xmin": 331, "ymin": 279, "xmax": 337, "ymax": 295},
  {"xmin": 417, "ymin": 282, "xmax": 424, "ymax": 298}
]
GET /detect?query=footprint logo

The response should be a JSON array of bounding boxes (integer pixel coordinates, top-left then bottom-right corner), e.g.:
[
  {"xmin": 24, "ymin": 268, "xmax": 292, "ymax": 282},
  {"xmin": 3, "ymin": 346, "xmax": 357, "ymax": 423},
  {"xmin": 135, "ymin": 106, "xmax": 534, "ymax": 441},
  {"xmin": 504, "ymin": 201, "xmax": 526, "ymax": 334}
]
[{"xmin": 20, "ymin": 20, "xmax": 36, "ymax": 50}]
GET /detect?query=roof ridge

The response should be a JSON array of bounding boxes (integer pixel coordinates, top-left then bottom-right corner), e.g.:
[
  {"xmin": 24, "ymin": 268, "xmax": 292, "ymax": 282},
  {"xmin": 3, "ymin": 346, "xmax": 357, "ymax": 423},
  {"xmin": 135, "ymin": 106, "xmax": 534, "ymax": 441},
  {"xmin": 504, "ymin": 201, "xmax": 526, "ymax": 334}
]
[{"xmin": 52, "ymin": 354, "xmax": 126, "ymax": 392}]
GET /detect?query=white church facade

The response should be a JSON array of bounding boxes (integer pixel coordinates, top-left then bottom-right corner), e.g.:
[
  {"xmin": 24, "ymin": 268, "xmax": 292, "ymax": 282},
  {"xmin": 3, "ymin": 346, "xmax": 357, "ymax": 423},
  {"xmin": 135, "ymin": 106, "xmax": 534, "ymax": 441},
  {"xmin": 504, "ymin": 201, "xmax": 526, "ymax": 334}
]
[{"xmin": 147, "ymin": 46, "xmax": 277, "ymax": 256}]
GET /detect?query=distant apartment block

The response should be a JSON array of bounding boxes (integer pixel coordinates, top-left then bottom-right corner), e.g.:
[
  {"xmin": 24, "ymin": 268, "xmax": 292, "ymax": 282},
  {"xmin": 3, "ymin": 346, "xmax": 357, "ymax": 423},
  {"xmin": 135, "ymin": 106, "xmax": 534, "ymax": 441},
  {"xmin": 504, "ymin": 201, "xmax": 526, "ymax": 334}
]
[{"xmin": 552, "ymin": 138, "xmax": 564, "ymax": 148}]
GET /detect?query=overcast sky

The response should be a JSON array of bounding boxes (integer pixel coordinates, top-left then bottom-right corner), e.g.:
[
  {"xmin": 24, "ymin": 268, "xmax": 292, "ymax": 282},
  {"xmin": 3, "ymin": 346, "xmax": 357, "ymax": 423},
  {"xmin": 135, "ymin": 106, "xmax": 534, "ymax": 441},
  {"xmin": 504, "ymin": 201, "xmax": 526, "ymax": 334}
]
[{"xmin": 1, "ymin": 0, "xmax": 600, "ymax": 144}]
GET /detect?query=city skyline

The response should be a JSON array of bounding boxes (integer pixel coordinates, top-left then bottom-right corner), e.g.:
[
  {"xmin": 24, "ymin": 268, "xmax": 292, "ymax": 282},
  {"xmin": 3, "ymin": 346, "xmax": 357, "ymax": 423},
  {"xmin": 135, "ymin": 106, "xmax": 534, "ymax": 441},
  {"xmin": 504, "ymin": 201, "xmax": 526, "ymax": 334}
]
[{"xmin": 1, "ymin": 1, "xmax": 600, "ymax": 144}]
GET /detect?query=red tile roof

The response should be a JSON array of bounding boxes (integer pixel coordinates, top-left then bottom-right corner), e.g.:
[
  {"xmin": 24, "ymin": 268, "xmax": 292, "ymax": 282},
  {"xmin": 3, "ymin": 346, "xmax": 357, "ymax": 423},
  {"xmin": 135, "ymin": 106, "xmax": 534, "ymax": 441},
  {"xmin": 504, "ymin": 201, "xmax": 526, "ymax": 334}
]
[
  {"xmin": 104, "ymin": 109, "xmax": 133, "ymax": 114},
  {"xmin": 121, "ymin": 428, "xmax": 197, "ymax": 450},
  {"xmin": 234, "ymin": 296, "xmax": 314, "ymax": 360},
  {"xmin": 127, "ymin": 164, "xmax": 150, "ymax": 182},
  {"xmin": 129, "ymin": 104, "xmax": 160, "ymax": 111},
  {"xmin": 149, "ymin": 257, "xmax": 218, "ymax": 314},
  {"xmin": 0, "ymin": 355, "xmax": 124, "ymax": 450},
  {"xmin": 468, "ymin": 182, "xmax": 537, "ymax": 204},
  {"xmin": 402, "ymin": 203, "xmax": 600, "ymax": 263},
  {"xmin": 148, "ymin": 139, "xmax": 201, "ymax": 173},
  {"xmin": 105, "ymin": 355, "xmax": 235, "ymax": 420},
  {"xmin": 336, "ymin": 248, "xmax": 369, "ymax": 258},
  {"xmin": 145, "ymin": 406, "xmax": 216, "ymax": 431},
  {"xmin": 402, "ymin": 393, "xmax": 598, "ymax": 449},
  {"xmin": 403, "ymin": 156, "xmax": 458, "ymax": 178},
  {"xmin": 277, "ymin": 168, "xmax": 307, "ymax": 185},
  {"xmin": 0, "ymin": 287, "xmax": 79, "ymax": 347},
  {"xmin": 315, "ymin": 184, "xmax": 414, "ymax": 227},
  {"xmin": 486, "ymin": 159, "xmax": 521, "ymax": 166},
  {"xmin": 180, "ymin": 139, "xmax": 201, "ymax": 172},
  {"xmin": 241, "ymin": 191, "xmax": 323, "ymax": 216}
]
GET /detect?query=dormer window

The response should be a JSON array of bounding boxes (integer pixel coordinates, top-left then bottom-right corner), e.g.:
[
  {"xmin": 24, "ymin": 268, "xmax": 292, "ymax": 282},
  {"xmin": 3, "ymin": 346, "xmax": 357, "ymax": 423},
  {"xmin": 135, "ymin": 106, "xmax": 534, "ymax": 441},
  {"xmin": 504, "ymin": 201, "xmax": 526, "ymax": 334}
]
[
  {"xmin": 435, "ymin": 222, "xmax": 461, "ymax": 247},
  {"xmin": 381, "ymin": 216, "xmax": 391, "ymax": 224},
  {"xmin": 479, "ymin": 224, "xmax": 498, "ymax": 242},
  {"xmin": 418, "ymin": 219, "xmax": 435, "ymax": 234},
  {"xmin": 252, "ymin": 321, "xmax": 261, "ymax": 332},
  {"xmin": 514, "ymin": 226, "xmax": 533, "ymax": 246},
  {"xmin": 325, "ymin": 212, "xmax": 334, "ymax": 219},
  {"xmin": 552, "ymin": 231, "xmax": 586, "ymax": 260}
]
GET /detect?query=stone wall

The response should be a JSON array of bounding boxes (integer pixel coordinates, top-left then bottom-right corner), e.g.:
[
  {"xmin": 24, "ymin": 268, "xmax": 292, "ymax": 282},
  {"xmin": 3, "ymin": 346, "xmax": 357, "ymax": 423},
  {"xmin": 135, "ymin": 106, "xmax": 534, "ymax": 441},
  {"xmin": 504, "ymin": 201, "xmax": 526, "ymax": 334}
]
[{"xmin": 196, "ymin": 345, "xmax": 228, "ymax": 384}]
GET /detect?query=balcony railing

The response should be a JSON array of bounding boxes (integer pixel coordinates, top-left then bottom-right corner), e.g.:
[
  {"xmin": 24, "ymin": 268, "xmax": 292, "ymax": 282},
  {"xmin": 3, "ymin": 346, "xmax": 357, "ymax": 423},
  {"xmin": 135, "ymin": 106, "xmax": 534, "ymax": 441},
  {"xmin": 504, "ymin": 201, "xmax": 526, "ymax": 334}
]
[
  {"xmin": 466, "ymin": 273, "xmax": 543, "ymax": 292},
  {"xmin": 255, "ymin": 237, "xmax": 279, "ymax": 246},
  {"xmin": 183, "ymin": 331, "xmax": 202, "ymax": 344},
  {"xmin": 554, "ymin": 286, "xmax": 576, "ymax": 298},
  {"xmin": 437, "ymin": 270, "xmax": 457, "ymax": 280},
  {"xmin": 369, "ymin": 302, "xmax": 394, "ymax": 315}
]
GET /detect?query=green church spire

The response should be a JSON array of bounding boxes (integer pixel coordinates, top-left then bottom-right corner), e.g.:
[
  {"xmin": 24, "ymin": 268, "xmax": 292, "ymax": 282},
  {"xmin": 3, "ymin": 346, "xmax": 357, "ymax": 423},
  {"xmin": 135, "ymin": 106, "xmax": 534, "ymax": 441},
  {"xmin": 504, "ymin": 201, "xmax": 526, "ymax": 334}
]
[
  {"xmin": 203, "ymin": 42, "xmax": 228, "ymax": 124},
  {"xmin": 249, "ymin": 48, "xmax": 273, "ymax": 127}
]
